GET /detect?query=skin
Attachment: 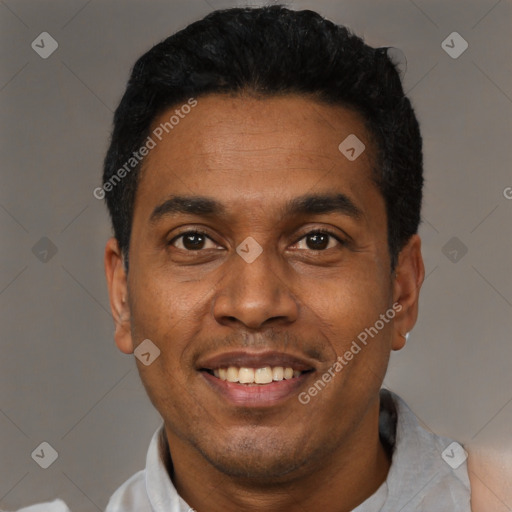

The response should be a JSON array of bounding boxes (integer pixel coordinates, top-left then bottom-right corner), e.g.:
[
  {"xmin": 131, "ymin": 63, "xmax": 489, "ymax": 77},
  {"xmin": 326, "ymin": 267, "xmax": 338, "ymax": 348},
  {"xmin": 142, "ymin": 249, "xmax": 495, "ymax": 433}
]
[{"xmin": 105, "ymin": 94, "xmax": 424, "ymax": 512}]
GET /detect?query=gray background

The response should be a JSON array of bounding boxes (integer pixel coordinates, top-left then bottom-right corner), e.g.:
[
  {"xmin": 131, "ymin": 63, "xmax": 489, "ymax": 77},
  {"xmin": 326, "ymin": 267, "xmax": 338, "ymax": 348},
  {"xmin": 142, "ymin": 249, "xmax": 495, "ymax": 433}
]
[{"xmin": 1, "ymin": 0, "xmax": 511, "ymax": 510}]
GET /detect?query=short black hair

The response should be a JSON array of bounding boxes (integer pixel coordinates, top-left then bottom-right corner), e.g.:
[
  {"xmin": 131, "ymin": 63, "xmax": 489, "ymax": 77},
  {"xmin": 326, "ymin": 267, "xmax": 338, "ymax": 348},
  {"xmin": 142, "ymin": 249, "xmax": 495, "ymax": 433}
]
[{"xmin": 102, "ymin": 5, "xmax": 423, "ymax": 270}]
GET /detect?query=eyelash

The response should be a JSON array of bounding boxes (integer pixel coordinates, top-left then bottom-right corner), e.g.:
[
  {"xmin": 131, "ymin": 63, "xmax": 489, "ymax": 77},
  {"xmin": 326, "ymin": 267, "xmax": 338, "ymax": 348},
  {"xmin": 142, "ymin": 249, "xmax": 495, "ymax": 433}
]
[{"xmin": 168, "ymin": 229, "xmax": 346, "ymax": 251}]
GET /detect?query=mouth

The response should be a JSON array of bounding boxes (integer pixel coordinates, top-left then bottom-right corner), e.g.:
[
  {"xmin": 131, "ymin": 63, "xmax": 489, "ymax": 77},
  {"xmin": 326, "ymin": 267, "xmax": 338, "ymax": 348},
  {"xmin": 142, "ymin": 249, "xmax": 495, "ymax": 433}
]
[
  {"xmin": 197, "ymin": 351, "xmax": 316, "ymax": 406},
  {"xmin": 203, "ymin": 365, "xmax": 311, "ymax": 384}
]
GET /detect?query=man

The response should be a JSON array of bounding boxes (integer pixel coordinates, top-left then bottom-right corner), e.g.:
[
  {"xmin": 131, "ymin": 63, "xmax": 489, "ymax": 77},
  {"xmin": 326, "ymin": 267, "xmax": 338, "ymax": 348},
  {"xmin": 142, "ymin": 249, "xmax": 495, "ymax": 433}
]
[
  {"xmin": 101, "ymin": 5, "xmax": 472, "ymax": 512},
  {"xmin": 14, "ymin": 5, "xmax": 471, "ymax": 512}
]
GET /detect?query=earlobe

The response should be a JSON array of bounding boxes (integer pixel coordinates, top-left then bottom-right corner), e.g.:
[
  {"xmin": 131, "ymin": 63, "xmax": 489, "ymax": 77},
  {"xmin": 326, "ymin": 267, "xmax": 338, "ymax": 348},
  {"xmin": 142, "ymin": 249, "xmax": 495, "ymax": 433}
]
[
  {"xmin": 104, "ymin": 237, "xmax": 134, "ymax": 354},
  {"xmin": 392, "ymin": 330, "xmax": 408, "ymax": 351},
  {"xmin": 391, "ymin": 234, "xmax": 425, "ymax": 351}
]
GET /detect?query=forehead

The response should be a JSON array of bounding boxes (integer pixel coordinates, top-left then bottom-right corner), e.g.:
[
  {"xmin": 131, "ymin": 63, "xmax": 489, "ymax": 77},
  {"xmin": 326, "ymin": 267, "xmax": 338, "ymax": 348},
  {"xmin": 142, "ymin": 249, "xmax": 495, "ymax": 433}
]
[{"xmin": 134, "ymin": 94, "xmax": 380, "ymax": 220}]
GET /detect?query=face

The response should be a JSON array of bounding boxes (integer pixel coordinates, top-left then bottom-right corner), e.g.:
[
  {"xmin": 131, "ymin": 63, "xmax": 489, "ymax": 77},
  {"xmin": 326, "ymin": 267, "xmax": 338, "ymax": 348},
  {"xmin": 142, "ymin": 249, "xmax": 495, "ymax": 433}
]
[{"xmin": 105, "ymin": 94, "xmax": 423, "ymax": 482}]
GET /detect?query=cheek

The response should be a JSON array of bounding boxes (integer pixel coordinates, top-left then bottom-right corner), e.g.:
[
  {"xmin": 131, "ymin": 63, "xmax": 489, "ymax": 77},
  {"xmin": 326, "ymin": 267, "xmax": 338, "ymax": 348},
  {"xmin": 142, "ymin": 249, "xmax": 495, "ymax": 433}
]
[
  {"xmin": 127, "ymin": 272, "xmax": 193, "ymax": 372},
  {"xmin": 300, "ymin": 269, "xmax": 394, "ymax": 396},
  {"xmin": 129, "ymin": 267, "xmax": 204, "ymax": 331},
  {"xmin": 303, "ymin": 266, "xmax": 391, "ymax": 342},
  {"xmin": 126, "ymin": 274, "xmax": 202, "ymax": 416}
]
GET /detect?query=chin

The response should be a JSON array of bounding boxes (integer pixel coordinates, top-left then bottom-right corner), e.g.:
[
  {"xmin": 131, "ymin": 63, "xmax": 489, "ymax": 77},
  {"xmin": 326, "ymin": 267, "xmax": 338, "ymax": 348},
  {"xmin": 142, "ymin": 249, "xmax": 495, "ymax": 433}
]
[{"xmin": 195, "ymin": 432, "xmax": 313, "ymax": 481}]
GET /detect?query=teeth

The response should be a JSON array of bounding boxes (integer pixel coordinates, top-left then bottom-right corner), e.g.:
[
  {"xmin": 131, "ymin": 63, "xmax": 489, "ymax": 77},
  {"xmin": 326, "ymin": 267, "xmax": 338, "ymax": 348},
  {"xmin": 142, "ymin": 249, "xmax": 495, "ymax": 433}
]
[
  {"xmin": 238, "ymin": 367, "xmax": 255, "ymax": 384},
  {"xmin": 214, "ymin": 366, "xmax": 302, "ymax": 384},
  {"xmin": 272, "ymin": 366, "xmax": 284, "ymax": 381},
  {"xmin": 254, "ymin": 367, "xmax": 273, "ymax": 384},
  {"xmin": 227, "ymin": 366, "xmax": 239, "ymax": 383}
]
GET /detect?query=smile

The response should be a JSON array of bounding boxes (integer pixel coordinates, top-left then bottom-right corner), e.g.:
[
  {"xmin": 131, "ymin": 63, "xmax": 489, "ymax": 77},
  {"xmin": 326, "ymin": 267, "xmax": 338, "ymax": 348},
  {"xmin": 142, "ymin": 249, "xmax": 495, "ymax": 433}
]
[
  {"xmin": 197, "ymin": 351, "xmax": 317, "ymax": 406},
  {"xmin": 206, "ymin": 366, "xmax": 306, "ymax": 385}
]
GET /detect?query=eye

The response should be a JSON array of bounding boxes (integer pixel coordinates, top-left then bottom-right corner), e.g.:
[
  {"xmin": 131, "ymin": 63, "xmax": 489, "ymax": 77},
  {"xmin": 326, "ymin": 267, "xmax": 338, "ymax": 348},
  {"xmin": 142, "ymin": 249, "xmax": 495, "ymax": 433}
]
[
  {"xmin": 292, "ymin": 230, "xmax": 345, "ymax": 251},
  {"xmin": 169, "ymin": 231, "xmax": 221, "ymax": 251}
]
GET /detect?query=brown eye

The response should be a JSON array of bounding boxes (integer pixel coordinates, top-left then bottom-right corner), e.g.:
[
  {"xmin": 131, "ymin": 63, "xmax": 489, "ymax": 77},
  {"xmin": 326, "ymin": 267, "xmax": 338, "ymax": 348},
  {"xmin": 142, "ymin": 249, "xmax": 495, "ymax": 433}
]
[
  {"xmin": 306, "ymin": 232, "xmax": 330, "ymax": 250},
  {"xmin": 170, "ymin": 231, "xmax": 219, "ymax": 251},
  {"xmin": 293, "ymin": 230, "xmax": 344, "ymax": 251}
]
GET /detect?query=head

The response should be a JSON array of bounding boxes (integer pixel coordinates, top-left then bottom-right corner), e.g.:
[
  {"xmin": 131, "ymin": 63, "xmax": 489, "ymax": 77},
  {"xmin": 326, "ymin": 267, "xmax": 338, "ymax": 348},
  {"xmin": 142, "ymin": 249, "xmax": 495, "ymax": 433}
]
[{"xmin": 104, "ymin": 6, "xmax": 424, "ymax": 482}]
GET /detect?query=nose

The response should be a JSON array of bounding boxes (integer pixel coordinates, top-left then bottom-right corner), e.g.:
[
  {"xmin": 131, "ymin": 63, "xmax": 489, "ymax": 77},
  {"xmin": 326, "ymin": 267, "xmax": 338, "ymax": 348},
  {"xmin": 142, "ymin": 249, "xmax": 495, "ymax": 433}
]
[{"xmin": 212, "ymin": 245, "xmax": 299, "ymax": 330}]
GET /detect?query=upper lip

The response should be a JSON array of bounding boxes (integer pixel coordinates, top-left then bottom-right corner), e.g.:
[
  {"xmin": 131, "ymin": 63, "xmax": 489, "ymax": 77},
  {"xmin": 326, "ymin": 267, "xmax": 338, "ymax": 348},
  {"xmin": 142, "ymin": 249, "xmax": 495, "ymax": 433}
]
[{"xmin": 197, "ymin": 350, "xmax": 317, "ymax": 372}]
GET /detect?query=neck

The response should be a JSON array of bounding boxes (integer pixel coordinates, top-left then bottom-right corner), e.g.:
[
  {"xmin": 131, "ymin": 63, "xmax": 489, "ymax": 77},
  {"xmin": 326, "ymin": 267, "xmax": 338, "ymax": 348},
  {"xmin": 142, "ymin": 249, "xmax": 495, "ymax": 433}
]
[{"xmin": 162, "ymin": 402, "xmax": 390, "ymax": 512}]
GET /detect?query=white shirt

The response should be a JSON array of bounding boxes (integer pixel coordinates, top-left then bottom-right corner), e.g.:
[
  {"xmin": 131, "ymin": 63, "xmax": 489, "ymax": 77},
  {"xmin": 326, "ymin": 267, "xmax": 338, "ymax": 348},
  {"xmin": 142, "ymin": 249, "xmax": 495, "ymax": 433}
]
[
  {"xmin": 10, "ymin": 390, "xmax": 472, "ymax": 512},
  {"xmin": 352, "ymin": 390, "xmax": 471, "ymax": 511}
]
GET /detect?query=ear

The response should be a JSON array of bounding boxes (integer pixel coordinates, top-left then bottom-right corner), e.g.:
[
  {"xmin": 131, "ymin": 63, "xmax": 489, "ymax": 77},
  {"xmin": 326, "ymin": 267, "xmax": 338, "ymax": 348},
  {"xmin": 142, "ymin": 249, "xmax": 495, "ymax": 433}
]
[
  {"xmin": 104, "ymin": 237, "xmax": 134, "ymax": 354},
  {"xmin": 391, "ymin": 234, "xmax": 425, "ymax": 351}
]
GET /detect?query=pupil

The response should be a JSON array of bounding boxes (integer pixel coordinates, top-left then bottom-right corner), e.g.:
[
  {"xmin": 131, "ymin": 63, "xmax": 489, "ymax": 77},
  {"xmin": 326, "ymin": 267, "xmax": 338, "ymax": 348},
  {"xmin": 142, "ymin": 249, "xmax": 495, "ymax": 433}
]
[
  {"xmin": 307, "ymin": 233, "xmax": 328, "ymax": 250},
  {"xmin": 184, "ymin": 233, "xmax": 205, "ymax": 250}
]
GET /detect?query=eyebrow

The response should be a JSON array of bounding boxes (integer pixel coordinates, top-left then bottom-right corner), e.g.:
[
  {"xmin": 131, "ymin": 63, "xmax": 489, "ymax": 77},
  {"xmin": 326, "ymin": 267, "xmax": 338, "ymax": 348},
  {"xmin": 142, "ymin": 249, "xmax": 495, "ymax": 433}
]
[
  {"xmin": 149, "ymin": 192, "xmax": 363, "ymax": 224},
  {"xmin": 286, "ymin": 193, "xmax": 363, "ymax": 220},
  {"xmin": 150, "ymin": 196, "xmax": 224, "ymax": 224}
]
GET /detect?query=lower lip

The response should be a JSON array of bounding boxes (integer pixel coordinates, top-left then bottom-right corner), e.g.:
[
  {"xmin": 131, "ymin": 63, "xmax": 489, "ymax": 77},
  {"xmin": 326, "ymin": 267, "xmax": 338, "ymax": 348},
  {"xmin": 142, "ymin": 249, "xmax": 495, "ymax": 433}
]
[{"xmin": 201, "ymin": 371, "xmax": 311, "ymax": 407}]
